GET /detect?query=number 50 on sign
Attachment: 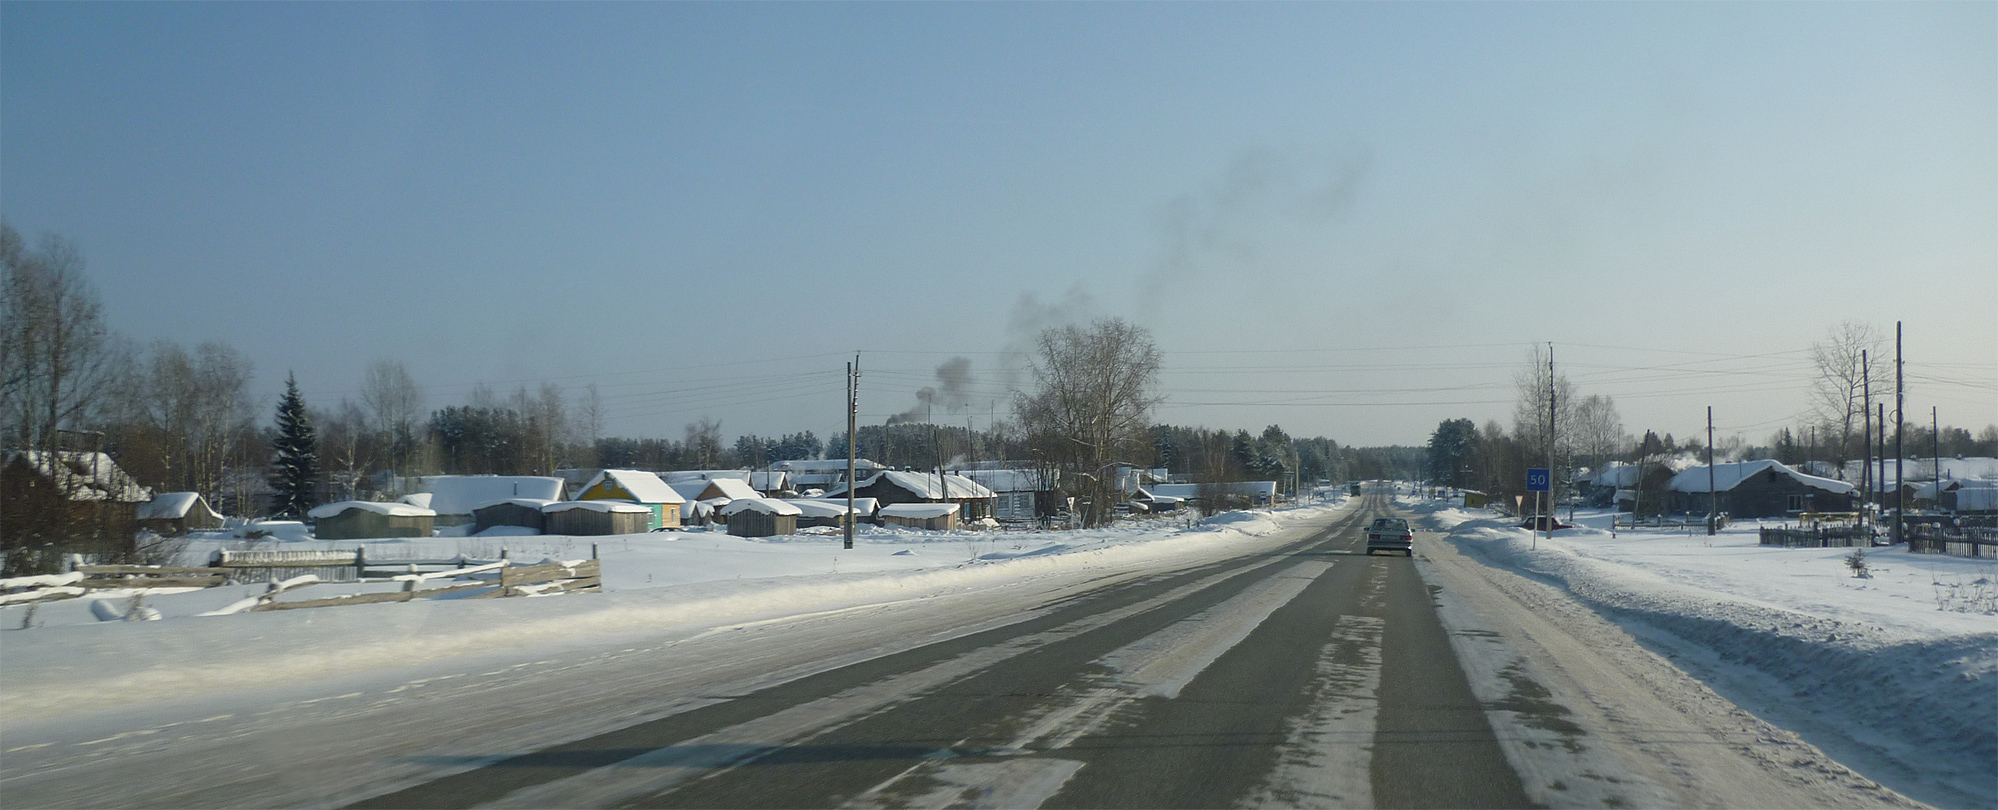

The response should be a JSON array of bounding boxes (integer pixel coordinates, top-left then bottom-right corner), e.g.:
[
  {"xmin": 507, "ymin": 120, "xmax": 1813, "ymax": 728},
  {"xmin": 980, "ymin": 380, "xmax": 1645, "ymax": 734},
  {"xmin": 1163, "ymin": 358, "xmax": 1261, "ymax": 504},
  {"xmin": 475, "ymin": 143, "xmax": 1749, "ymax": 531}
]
[{"xmin": 1526, "ymin": 468, "xmax": 1550, "ymax": 492}]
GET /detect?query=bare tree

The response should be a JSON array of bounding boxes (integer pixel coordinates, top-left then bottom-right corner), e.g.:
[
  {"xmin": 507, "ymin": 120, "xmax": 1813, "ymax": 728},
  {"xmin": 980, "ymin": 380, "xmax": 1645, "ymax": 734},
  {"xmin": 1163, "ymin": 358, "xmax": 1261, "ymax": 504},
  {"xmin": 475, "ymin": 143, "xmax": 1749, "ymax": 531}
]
[
  {"xmin": 685, "ymin": 417, "xmax": 723, "ymax": 470},
  {"xmin": 1014, "ymin": 318, "xmax": 1164, "ymax": 527},
  {"xmin": 575, "ymin": 382, "xmax": 604, "ymax": 468},
  {"xmin": 1808, "ymin": 321, "xmax": 1887, "ymax": 467},
  {"xmin": 0, "ymin": 224, "xmax": 117, "ymax": 455},
  {"xmin": 1572, "ymin": 394, "xmax": 1629, "ymax": 471},
  {"xmin": 360, "ymin": 359, "xmax": 422, "ymax": 479},
  {"xmin": 1511, "ymin": 344, "xmax": 1578, "ymax": 457}
]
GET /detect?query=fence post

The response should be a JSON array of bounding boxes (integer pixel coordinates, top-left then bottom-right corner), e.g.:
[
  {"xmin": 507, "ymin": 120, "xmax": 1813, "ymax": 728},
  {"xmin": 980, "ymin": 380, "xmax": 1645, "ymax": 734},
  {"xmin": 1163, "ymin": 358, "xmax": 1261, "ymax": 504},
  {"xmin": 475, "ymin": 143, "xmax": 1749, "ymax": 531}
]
[
  {"xmin": 355, "ymin": 546, "xmax": 366, "ymax": 581},
  {"xmin": 592, "ymin": 543, "xmax": 598, "ymax": 560}
]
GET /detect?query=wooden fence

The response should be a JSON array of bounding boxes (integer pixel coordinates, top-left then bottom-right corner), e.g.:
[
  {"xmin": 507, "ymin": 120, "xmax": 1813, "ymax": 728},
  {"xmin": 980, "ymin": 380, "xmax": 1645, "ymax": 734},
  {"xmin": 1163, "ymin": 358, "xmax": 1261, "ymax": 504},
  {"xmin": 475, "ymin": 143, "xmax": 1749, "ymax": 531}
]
[
  {"xmin": 4, "ymin": 554, "xmax": 604, "ymax": 609},
  {"xmin": 1758, "ymin": 527, "xmax": 1873, "ymax": 549}
]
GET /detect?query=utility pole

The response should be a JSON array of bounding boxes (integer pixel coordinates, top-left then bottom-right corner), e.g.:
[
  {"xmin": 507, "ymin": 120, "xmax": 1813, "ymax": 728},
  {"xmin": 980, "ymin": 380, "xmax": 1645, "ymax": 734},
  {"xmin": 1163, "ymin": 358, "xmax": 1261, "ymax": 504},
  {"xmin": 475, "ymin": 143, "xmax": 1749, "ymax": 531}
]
[
  {"xmin": 1861, "ymin": 350, "xmax": 1871, "ymax": 534},
  {"xmin": 1707, "ymin": 406, "xmax": 1718, "ymax": 536},
  {"xmin": 1934, "ymin": 406, "xmax": 1942, "ymax": 498},
  {"xmin": 1894, "ymin": 321, "xmax": 1904, "ymax": 546},
  {"xmin": 1547, "ymin": 343, "xmax": 1557, "ymax": 542},
  {"xmin": 1877, "ymin": 402, "xmax": 1887, "ymax": 518},
  {"xmin": 845, "ymin": 356, "xmax": 858, "ymax": 551}
]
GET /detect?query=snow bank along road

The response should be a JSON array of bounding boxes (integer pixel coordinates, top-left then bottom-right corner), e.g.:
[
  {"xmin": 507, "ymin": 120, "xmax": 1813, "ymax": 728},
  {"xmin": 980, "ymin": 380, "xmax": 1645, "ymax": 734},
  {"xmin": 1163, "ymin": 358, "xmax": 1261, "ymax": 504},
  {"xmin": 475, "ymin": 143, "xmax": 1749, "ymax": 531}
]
[{"xmin": 1, "ymin": 491, "xmax": 1917, "ymax": 808}]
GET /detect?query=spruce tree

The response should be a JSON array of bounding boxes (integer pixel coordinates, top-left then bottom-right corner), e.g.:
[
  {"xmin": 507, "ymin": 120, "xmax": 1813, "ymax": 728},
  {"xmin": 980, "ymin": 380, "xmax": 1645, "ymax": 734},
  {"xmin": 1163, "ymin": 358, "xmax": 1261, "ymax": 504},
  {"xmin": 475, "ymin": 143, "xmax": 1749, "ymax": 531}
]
[{"xmin": 270, "ymin": 372, "xmax": 320, "ymax": 518}]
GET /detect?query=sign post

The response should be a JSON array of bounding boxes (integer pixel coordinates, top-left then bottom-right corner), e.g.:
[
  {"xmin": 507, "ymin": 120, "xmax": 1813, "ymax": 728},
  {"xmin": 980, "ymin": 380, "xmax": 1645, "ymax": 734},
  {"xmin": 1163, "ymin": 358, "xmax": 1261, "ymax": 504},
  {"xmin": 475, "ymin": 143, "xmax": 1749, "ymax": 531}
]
[{"xmin": 1526, "ymin": 468, "xmax": 1550, "ymax": 550}]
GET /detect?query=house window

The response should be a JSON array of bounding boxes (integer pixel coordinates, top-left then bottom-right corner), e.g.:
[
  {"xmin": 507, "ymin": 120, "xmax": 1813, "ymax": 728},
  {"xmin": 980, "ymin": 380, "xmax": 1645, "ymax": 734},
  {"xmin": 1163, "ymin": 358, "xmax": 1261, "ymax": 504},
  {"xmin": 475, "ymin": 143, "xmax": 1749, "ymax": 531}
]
[{"xmin": 1788, "ymin": 494, "xmax": 1807, "ymax": 512}]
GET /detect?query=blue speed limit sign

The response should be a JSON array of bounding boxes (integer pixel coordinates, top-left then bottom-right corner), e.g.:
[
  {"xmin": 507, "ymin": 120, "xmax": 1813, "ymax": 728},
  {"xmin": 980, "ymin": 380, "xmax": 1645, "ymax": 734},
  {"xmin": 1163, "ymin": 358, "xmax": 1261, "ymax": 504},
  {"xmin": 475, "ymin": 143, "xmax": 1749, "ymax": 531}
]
[{"xmin": 1526, "ymin": 468, "xmax": 1551, "ymax": 491}]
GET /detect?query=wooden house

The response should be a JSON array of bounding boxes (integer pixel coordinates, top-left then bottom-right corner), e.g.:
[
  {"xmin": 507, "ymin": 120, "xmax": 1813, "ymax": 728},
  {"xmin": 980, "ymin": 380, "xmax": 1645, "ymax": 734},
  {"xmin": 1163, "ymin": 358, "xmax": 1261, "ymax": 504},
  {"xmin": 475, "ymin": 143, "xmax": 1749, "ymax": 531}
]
[
  {"xmin": 576, "ymin": 469, "xmax": 685, "ymax": 530},
  {"xmin": 825, "ymin": 471, "xmax": 996, "ymax": 520},
  {"xmin": 136, "ymin": 491, "xmax": 225, "ymax": 536},
  {"xmin": 1, "ymin": 451, "xmax": 153, "ymax": 562},
  {"xmin": 880, "ymin": 502, "xmax": 959, "ymax": 531},
  {"xmin": 1666, "ymin": 460, "xmax": 1856, "ymax": 519},
  {"xmin": 958, "ymin": 468, "xmax": 1059, "ymax": 521},
  {"xmin": 541, "ymin": 500, "xmax": 650, "ymax": 536},
  {"xmin": 721, "ymin": 497, "xmax": 801, "ymax": 537},
  {"xmin": 472, "ymin": 498, "xmax": 556, "ymax": 533},
  {"xmin": 309, "ymin": 501, "xmax": 436, "ymax": 540}
]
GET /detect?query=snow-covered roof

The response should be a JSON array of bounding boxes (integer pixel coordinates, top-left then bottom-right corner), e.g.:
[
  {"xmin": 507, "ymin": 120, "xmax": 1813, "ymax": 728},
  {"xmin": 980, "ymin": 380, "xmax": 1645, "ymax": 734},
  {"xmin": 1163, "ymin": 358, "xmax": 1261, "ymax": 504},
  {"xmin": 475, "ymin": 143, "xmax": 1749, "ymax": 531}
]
[
  {"xmin": 5, "ymin": 451, "xmax": 151, "ymax": 503},
  {"xmin": 663, "ymin": 470, "xmax": 750, "ymax": 484},
  {"xmin": 700, "ymin": 478, "xmax": 762, "ymax": 501},
  {"xmin": 1843, "ymin": 457, "xmax": 1998, "ymax": 486},
  {"xmin": 782, "ymin": 500, "xmax": 852, "ymax": 518},
  {"xmin": 880, "ymin": 502, "xmax": 960, "ymax": 519},
  {"xmin": 1133, "ymin": 488, "xmax": 1184, "ymax": 504},
  {"xmin": 770, "ymin": 459, "xmax": 886, "ymax": 474},
  {"xmin": 1668, "ymin": 460, "xmax": 1855, "ymax": 495},
  {"xmin": 580, "ymin": 469, "xmax": 685, "ymax": 504},
  {"xmin": 1147, "ymin": 481, "xmax": 1278, "ymax": 500},
  {"xmin": 474, "ymin": 498, "xmax": 558, "ymax": 511},
  {"xmin": 136, "ymin": 492, "xmax": 221, "ymax": 521},
  {"xmin": 541, "ymin": 500, "xmax": 650, "ymax": 514},
  {"xmin": 957, "ymin": 469, "xmax": 1054, "ymax": 493},
  {"xmin": 667, "ymin": 481, "xmax": 710, "ymax": 502},
  {"xmin": 1582, "ymin": 464, "xmax": 1644, "ymax": 488},
  {"xmin": 416, "ymin": 476, "xmax": 565, "ymax": 514},
  {"xmin": 749, "ymin": 471, "xmax": 787, "ymax": 491},
  {"xmin": 398, "ymin": 492, "xmax": 434, "ymax": 509},
  {"xmin": 719, "ymin": 497, "xmax": 804, "ymax": 517},
  {"xmin": 803, "ymin": 497, "xmax": 879, "ymax": 515},
  {"xmin": 826, "ymin": 471, "xmax": 997, "ymax": 500},
  {"xmin": 308, "ymin": 500, "xmax": 436, "ymax": 520}
]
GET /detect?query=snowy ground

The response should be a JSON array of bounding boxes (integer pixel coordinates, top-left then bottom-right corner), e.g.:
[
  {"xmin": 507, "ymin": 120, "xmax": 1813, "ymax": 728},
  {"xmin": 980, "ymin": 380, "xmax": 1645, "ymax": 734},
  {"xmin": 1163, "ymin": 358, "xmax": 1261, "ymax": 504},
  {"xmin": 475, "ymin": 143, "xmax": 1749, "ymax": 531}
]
[
  {"xmin": 4, "ymin": 491, "xmax": 1992, "ymax": 807},
  {"xmin": 0, "ymin": 503, "xmax": 1336, "ymax": 721},
  {"xmin": 1405, "ymin": 494, "xmax": 1998, "ymax": 809}
]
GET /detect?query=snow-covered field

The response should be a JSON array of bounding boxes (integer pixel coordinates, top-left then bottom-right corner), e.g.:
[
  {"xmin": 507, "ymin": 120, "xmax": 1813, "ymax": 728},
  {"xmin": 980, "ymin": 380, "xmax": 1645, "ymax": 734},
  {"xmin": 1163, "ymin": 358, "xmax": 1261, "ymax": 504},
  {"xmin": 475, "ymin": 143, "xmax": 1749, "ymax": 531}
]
[{"xmin": 1406, "ymin": 495, "xmax": 1998, "ymax": 809}]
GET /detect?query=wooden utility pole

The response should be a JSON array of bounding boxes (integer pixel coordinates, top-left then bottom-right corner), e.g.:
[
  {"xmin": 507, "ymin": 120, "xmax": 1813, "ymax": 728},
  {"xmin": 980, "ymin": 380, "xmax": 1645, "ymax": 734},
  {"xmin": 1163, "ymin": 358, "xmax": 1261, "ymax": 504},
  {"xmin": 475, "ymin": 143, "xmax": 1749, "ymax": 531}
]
[
  {"xmin": 1707, "ymin": 406, "xmax": 1718, "ymax": 536},
  {"xmin": 1894, "ymin": 321, "xmax": 1904, "ymax": 546},
  {"xmin": 1861, "ymin": 350, "xmax": 1872, "ymax": 533},
  {"xmin": 1934, "ymin": 406, "xmax": 1942, "ymax": 496},
  {"xmin": 845, "ymin": 356, "xmax": 858, "ymax": 551},
  {"xmin": 1546, "ymin": 343, "xmax": 1556, "ymax": 542}
]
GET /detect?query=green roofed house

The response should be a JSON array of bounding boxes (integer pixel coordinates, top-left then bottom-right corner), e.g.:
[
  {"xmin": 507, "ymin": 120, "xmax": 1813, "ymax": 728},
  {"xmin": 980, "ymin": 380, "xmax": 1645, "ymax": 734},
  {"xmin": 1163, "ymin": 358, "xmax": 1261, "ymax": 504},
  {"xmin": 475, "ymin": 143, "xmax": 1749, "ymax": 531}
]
[{"xmin": 575, "ymin": 469, "xmax": 685, "ymax": 530}]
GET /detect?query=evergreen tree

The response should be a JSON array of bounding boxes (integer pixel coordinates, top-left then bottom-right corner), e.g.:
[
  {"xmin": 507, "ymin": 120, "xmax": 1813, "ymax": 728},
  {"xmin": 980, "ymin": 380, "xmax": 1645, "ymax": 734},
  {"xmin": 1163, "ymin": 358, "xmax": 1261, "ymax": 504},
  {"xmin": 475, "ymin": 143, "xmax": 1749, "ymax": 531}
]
[{"xmin": 269, "ymin": 372, "xmax": 319, "ymax": 518}]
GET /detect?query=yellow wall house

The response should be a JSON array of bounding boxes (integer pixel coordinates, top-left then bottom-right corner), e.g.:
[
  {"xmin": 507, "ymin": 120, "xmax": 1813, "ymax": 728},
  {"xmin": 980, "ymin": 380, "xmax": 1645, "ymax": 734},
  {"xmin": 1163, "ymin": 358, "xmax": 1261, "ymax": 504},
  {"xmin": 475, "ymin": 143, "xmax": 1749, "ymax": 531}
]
[{"xmin": 576, "ymin": 469, "xmax": 686, "ymax": 530}]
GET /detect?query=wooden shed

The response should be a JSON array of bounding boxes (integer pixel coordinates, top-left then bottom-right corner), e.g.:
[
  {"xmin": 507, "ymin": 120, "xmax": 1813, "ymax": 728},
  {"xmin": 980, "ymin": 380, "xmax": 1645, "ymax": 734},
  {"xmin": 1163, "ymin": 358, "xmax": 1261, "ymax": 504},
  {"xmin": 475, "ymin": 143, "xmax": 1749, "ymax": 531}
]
[
  {"xmin": 309, "ymin": 501, "xmax": 436, "ymax": 540},
  {"xmin": 721, "ymin": 497, "xmax": 802, "ymax": 538},
  {"xmin": 783, "ymin": 499, "xmax": 853, "ymax": 529},
  {"xmin": 880, "ymin": 502, "xmax": 959, "ymax": 531},
  {"xmin": 541, "ymin": 500, "xmax": 651, "ymax": 536},
  {"xmin": 136, "ymin": 491, "xmax": 225, "ymax": 536},
  {"xmin": 472, "ymin": 498, "xmax": 555, "ymax": 534}
]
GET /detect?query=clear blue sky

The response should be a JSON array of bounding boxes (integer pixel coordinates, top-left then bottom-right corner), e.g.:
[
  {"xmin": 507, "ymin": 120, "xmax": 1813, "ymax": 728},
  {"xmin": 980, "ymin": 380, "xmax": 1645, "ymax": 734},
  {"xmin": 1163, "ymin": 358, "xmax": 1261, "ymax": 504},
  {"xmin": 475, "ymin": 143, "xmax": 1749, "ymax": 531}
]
[{"xmin": 5, "ymin": 2, "xmax": 1993, "ymax": 447}]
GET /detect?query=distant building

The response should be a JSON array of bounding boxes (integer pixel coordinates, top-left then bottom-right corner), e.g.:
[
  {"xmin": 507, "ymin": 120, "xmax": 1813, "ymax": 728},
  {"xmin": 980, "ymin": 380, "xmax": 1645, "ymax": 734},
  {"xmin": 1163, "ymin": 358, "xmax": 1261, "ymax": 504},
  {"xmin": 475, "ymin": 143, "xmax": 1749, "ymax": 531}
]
[
  {"xmin": 825, "ymin": 471, "xmax": 997, "ymax": 520},
  {"xmin": 541, "ymin": 500, "xmax": 650, "ymax": 536},
  {"xmin": 575, "ymin": 469, "xmax": 685, "ymax": 529},
  {"xmin": 721, "ymin": 497, "xmax": 801, "ymax": 538},
  {"xmin": 471, "ymin": 499, "xmax": 556, "ymax": 534},
  {"xmin": 1, "ymin": 451, "xmax": 153, "ymax": 561},
  {"xmin": 1666, "ymin": 460, "xmax": 1855, "ymax": 518},
  {"xmin": 309, "ymin": 501, "xmax": 436, "ymax": 540},
  {"xmin": 136, "ymin": 492, "xmax": 225, "ymax": 536},
  {"xmin": 403, "ymin": 476, "xmax": 565, "ymax": 526},
  {"xmin": 880, "ymin": 502, "xmax": 959, "ymax": 530}
]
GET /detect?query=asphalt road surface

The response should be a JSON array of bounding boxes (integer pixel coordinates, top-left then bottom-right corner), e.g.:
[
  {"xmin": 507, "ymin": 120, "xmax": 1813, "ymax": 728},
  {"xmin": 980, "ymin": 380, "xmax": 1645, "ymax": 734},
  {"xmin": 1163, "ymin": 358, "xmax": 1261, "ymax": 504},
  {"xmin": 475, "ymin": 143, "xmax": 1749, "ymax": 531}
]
[{"xmin": 2, "ymin": 487, "xmax": 1915, "ymax": 809}]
